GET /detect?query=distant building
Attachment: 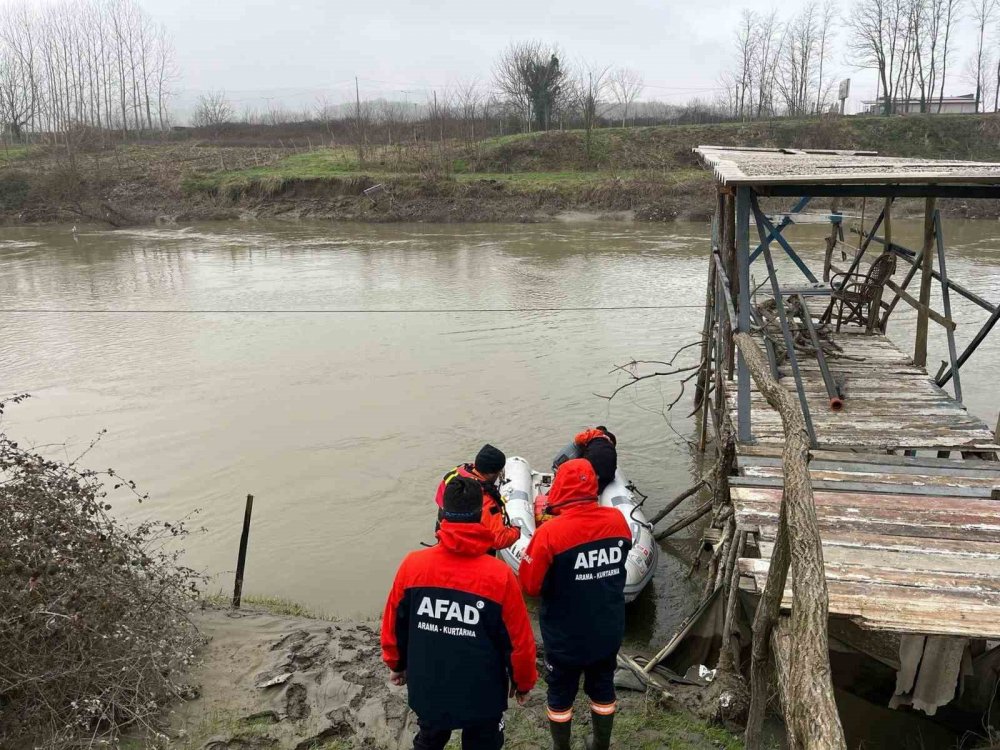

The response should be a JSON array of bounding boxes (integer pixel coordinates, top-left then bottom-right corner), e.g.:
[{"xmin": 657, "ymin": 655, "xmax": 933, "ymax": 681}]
[{"xmin": 860, "ymin": 93, "xmax": 978, "ymax": 115}]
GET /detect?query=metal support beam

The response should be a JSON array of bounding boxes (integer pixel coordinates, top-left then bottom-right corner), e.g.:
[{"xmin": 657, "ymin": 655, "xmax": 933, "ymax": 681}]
[
  {"xmin": 914, "ymin": 197, "xmax": 936, "ymax": 366},
  {"xmin": 735, "ymin": 187, "xmax": 753, "ymax": 443},
  {"xmin": 934, "ymin": 211, "xmax": 963, "ymax": 403},
  {"xmin": 759, "ymin": 184, "xmax": 1000, "ymax": 200},
  {"xmin": 749, "ymin": 196, "xmax": 811, "ymax": 262},
  {"xmin": 938, "ymin": 305, "xmax": 1000, "ymax": 388},
  {"xmin": 752, "ymin": 207, "xmax": 819, "ymax": 283},
  {"xmin": 796, "ymin": 295, "xmax": 843, "ymax": 411},
  {"xmin": 859, "ymin": 231, "xmax": 997, "ymax": 314},
  {"xmin": 750, "ymin": 196, "xmax": 817, "ymax": 448}
]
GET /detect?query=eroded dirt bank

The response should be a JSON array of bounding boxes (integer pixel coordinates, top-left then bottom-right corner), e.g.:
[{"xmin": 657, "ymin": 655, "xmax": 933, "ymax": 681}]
[{"xmin": 158, "ymin": 607, "xmax": 744, "ymax": 750}]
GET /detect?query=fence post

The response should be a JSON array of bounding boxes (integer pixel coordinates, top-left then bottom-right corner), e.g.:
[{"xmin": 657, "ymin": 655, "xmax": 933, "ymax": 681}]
[{"xmin": 232, "ymin": 494, "xmax": 254, "ymax": 609}]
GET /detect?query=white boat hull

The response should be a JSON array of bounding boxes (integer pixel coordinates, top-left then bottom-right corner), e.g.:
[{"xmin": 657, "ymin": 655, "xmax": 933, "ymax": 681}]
[{"xmin": 498, "ymin": 456, "xmax": 658, "ymax": 602}]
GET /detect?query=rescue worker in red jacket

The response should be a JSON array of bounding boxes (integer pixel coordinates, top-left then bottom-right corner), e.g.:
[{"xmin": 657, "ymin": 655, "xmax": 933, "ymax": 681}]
[
  {"xmin": 434, "ymin": 444, "xmax": 520, "ymax": 553},
  {"xmin": 383, "ymin": 476, "xmax": 537, "ymax": 750},
  {"xmin": 519, "ymin": 459, "xmax": 632, "ymax": 750},
  {"xmin": 571, "ymin": 427, "xmax": 618, "ymax": 494}
]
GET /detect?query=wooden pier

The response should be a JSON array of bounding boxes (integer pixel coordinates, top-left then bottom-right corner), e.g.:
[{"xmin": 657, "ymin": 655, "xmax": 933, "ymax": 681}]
[{"xmin": 690, "ymin": 146, "xmax": 1000, "ymax": 747}]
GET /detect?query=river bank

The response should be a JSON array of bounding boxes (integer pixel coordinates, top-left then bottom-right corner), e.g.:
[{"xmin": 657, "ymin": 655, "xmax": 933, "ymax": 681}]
[
  {"xmin": 6, "ymin": 114, "xmax": 1000, "ymax": 228},
  {"xmin": 149, "ymin": 601, "xmax": 745, "ymax": 750}
]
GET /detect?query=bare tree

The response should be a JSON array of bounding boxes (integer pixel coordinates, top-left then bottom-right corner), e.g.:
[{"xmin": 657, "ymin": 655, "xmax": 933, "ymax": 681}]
[
  {"xmin": 492, "ymin": 40, "xmax": 569, "ymax": 132},
  {"xmin": 192, "ymin": 90, "xmax": 233, "ymax": 128},
  {"xmin": 0, "ymin": 3, "xmax": 41, "ymax": 140},
  {"xmin": 777, "ymin": 2, "xmax": 820, "ymax": 116},
  {"xmin": 936, "ymin": 0, "xmax": 962, "ymax": 111},
  {"xmin": 454, "ymin": 79, "xmax": 482, "ymax": 141},
  {"xmin": 970, "ymin": 0, "xmax": 997, "ymax": 110},
  {"xmin": 814, "ymin": 0, "xmax": 838, "ymax": 112},
  {"xmin": 753, "ymin": 10, "xmax": 785, "ymax": 118},
  {"xmin": 733, "ymin": 10, "xmax": 759, "ymax": 119},
  {"xmin": 848, "ymin": 0, "xmax": 908, "ymax": 114},
  {"xmin": 609, "ymin": 68, "xmax": 644, "ymax": 127},
  {"xmin": 573, "ymin": 62, "xmax": 610, "ymax": 161}
]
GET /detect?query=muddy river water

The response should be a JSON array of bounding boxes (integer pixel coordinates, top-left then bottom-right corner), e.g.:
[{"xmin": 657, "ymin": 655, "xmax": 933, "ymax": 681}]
[{"xmin": 3, "ymin": 219, "xmax": 1000, "ymax": 651}]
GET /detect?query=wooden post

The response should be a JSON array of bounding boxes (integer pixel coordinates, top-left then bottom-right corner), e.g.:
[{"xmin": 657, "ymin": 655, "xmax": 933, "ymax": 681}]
[
  {"xmin": 867, "ymin": 197, "xmax": 892, "ymax": 334},
  {"xmin": 913, "ymin": 197, "xmax": 937, "ymax": 366},
  {"xmin": 823, "ymin": 210, "xmax": 840, "ymax": 283},
  {"xmin": 232, "ymin": 494, "xmax": 254, "ymax": 609}
]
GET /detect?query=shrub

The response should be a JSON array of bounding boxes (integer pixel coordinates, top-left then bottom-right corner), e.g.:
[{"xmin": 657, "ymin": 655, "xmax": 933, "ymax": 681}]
[
  {"xmin": 0, "ymin": 395, "xmax": 202, "ymax": 748},
  {"xmin": 0, "ymin": 171, "xmax": 31, "ymax": 212}
]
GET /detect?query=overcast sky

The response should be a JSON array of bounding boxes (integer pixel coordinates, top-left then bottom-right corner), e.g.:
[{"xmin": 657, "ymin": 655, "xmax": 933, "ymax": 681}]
[{"xmin": 133, "ymin": 0, "xmax": 980, "ymax": 119}]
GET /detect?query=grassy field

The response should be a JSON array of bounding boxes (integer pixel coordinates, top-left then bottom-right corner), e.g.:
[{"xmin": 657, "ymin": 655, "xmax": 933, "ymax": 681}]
[{"xmin": 8, "ymin": 113, "xmax": 1000, "ymax": 225}]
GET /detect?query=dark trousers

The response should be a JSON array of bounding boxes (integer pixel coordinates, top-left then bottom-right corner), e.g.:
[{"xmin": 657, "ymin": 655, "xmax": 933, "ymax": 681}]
[
  {"xmin": 545, "ymin": 653, "xmax": 617, "ymax": 710},
  {"xmin": 414, "ymin": 716, "xmax": 504, "ymax": 750}
]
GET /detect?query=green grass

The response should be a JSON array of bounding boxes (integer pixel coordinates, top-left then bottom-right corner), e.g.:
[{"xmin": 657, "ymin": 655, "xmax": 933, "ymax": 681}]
[
  {"xmin": 453, "ymin": 695, "xmax": 744, "ymax": 750},
  {"xmin": 0, "ymin": 144, "xmax": 30, "ymax": 163},
  {"xmin": 200, "ymin": 592, "xmax": 329, "ymax": 619}
]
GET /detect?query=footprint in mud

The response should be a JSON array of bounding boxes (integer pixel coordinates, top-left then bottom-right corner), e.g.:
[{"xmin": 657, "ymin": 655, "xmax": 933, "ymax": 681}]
[{"xmin": 284, "ymin": 682, "xmax": 310, "ymax": 721}]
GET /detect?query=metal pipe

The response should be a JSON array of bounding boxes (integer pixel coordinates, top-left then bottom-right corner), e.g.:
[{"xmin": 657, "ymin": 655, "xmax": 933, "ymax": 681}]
[
  {"xmin": 796, "ymin": 295, "xmax": 843, "ymax": 411},
  {"xmin": 751, "ymin": 197, "xmax": 818, "ymax": 447},
  {"xmin": 934, "ymin": 211, "xmax": 963, "ymax": 403}
]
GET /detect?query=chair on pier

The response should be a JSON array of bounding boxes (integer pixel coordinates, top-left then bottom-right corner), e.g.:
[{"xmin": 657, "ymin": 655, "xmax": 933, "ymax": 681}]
[{"xmin": 825, "ymin": 252, "xmax": 896, "ymax": 332}]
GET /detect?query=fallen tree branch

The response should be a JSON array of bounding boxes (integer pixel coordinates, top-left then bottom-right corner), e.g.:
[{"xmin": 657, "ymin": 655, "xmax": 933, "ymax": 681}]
[{"xmin": 734, "ymin": 331, "xmax": 845, "ymax": 750}]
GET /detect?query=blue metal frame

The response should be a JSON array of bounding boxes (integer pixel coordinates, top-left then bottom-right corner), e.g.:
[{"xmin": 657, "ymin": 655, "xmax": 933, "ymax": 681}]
[
  {"xmin": 749, "ymin": 196, "xmax": 811, "ymax": 262},
  {"xmin": 754, "ymin": 210, "xmax": 819, "ymax": 284},
  {"xmin": 736, "ymin": 187, "xmax": 753, "ymax": 443},
  {"xmin": 933, "ymin": 211, "xmax": 963, "ymax": 403},
  {"xmin": 751, "ymin": 196, "xmax": 818, "ymax": 448}
]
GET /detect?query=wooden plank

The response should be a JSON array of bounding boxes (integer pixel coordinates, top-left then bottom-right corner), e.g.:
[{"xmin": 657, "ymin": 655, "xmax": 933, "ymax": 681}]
[
  {"xmin": 738, "ymin": 456, "xmax": 1000, "ymax": 479},
  {"xmin": 740, "ymin": 557, "xmax": 1000, "ymax": 595},
  {"xmin": 742, "ymin": 465, "xmax": 1000, "ymax": 490},
  {"xmin": 737, "ymin": 558, "xmax": 1000, "ymax": 637},
  {"xmin": 737, "ymin": 444, "xmax": 1000, "ymax": 466},
  {"xmin": 885, "ymin": 279, "xmax": 957, "ymax": 330},
  {"xmin": 735, "ymin": 504, "xmax": 1000, "ymax": 543},
  {"xmin": 731, "ymin": 474, "xmax": 999, "ymax": 498},
  {"xmin": 732, "ymin": 485, "xmax": 1000, "ymax": 514},
  {"xmin": 754, "ymin": 526, "xmax": 1000, "ymax": 558},
  {"xmin": 757, "ymin": 541, "xmax": 1000, "ymax": 576}
]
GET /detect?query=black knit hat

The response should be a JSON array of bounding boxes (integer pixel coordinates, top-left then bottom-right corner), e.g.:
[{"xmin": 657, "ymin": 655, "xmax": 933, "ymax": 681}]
[
  {"xmin": 474, "ymin": 444, "xmax": 506, "ymax": 474},
  {"xmin": 442, "ymin": 476, "xmax": 484, "ymax": 523}
]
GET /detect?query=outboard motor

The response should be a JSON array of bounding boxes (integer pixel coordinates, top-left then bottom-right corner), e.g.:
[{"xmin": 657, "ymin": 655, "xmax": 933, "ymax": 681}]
[{"xmin": 552, "ymin": 440, "xmax": 581, "ymax": 471}]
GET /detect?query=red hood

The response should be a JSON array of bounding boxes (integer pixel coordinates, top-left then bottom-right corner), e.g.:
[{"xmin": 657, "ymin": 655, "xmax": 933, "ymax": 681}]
[
  {"xmin": 436, "ymin": 520, "xmax": 494, "ymax": 556},
  {"xmin": 548, "ymin": 458, "xmax": 599, "ymax": 511}
]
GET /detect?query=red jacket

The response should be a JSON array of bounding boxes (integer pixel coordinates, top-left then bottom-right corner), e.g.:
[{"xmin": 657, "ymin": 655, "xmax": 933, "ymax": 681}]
[
  {"xmin": 520, "ymin": 459, "xmax": 632, "ymax": 665},
  {"xmin": 381, "ymin": 521, "xmax": 537, "ymax": 729},
  {"xmin": 434, "ymin": 464, "xmax": 520, "ymax": 552}
]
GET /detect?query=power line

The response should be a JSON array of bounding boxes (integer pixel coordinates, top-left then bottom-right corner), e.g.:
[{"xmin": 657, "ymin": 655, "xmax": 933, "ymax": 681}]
[{"xmin": 0, "ymin": 305, "xmax": 704, "ymax": 314}]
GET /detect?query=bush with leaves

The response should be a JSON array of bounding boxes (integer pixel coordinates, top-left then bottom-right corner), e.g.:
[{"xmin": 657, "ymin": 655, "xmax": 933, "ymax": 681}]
[{"xmin": 0, "ymin": 395, "xmax": 203, "ymax": 748}]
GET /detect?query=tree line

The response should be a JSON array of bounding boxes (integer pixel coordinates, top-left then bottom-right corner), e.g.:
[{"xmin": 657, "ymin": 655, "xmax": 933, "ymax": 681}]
[
  {"xmin": 722, "ymin": 0, "xmax": 1000, "ymax": 119},
  {"xmin": 0, "ymin": 0, "xmax": 175, "ymax": 141}
]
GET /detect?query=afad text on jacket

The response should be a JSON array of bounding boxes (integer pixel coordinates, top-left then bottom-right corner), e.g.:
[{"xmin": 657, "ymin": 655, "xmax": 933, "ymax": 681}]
[
  {"xmin": 381, "ymin": 521, "xmax": 537, "ymax": 730},
  {"xmin": 519, "ymin": 459, "xmax": 632, "ymax": 665}
]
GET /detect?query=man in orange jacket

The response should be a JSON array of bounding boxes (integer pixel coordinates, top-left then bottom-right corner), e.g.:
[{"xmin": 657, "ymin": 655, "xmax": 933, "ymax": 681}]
[
  {"xmin": 520, "ymin": 459, "xmax": 632, "ymax": 750},
  {"xmin": 434, "ymin": 444, "xmax": 520, "ymax": 553},
  {"xmin": 383, "ymin": 476, "xmax": 537, "ymax": 749}
]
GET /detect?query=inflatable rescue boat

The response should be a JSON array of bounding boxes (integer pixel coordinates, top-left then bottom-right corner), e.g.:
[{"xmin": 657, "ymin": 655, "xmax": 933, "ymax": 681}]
[{"xmin": 498, "ymin": 453, "xmax": 658, "ymax": 602}]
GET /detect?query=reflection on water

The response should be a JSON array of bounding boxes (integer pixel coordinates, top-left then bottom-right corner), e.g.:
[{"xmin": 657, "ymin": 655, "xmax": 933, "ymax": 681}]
[{"xmin": 2, "ymin": 219, "xmax": 999, "ymax": 651}]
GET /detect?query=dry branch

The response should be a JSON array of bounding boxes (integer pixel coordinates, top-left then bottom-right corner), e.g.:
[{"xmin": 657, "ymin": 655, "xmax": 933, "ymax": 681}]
[{"xmin": 734, "ymin": 331, "xmax": 845, "ymax": 750}]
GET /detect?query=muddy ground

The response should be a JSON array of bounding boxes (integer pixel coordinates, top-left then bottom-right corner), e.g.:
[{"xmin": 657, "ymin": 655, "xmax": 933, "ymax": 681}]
[{"xmin": 150, "ymin": 606, "xmax": 745, "ymax": 750}]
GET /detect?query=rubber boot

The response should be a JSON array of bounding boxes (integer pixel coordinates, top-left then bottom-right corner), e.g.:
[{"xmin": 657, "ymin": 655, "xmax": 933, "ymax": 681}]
[
  {"xmin": 548, "ymin": 718, "xmax": 572, "ymax": 750},
  {"xmin": 584, "ymin": 711, "xmax": 614, "ymax": 750}
]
